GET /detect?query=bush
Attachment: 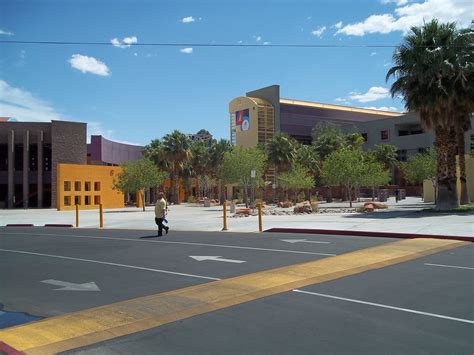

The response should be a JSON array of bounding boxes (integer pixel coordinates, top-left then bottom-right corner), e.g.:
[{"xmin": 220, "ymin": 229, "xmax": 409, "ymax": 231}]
[{"xmin": 187, "ymin": 195, "xmax": 197, "ymax": 203}]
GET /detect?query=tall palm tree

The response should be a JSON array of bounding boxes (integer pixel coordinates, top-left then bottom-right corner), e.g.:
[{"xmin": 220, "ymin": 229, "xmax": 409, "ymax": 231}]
[
  {"xmin": 387, "ymin": 20, "xmax": 470, "ymax": 210},
  {"xmin": 451, "ymin": 28, "xmax": 473, "ymax": 204},
  {"xmin": 210, "ymin": 139, "xmax": 233, "ymax": 203},
  {"xmin": 190, "ymin": 142, "xmax": 212, "ymax": 198},
  {"xmin": 162, "ymin": 130, "xmax": 192, "ymax": 204},
  {"xmin": 266, "ymin": 133, "xmax": 297, "ymax": 200}
]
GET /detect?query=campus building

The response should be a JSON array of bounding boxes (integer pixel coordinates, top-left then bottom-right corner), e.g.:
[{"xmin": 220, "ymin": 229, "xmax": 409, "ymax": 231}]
[
  {"xmin": 229, "ymin": 85, "xmax": 402, "ymax": 147},
  {"xmin": 0, "ymin": 120, "xmax": 87, "ymax": 209}
]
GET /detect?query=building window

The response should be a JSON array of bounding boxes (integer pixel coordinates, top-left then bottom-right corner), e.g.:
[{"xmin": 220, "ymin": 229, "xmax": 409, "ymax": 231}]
[
  {"xmin": 64, "ymin": 181, "xmax": 71, "ymax": 191},
  {"xmin": 361, "ymin": 133, "xmax": 368, "ymax": 142},
  {"xmin": 381, "ymin": 130, "xmax": 389, "ymax": 141},
  {"xmin": 94, "ymin": 195, "xmax": 101, "ymax": 205},
  {"xmin": 64, "ymin": 196, "xmax": 71, "ymax": 206},
  {"xmin": 74, "ymin": 181, "xmax": 82, "ymax": 191},
  {"xmin": 94, "ymin": 182, "xmax": 101, "ymax": 191},
  {"xmin": 85, "ymin": 181, "xmax": 91, "ymax": 191},
  {"xmin": 74, "ymin": 196, "xmax": 81, "ymax": 205},
  {"xmin": 84, "ymin": 195, "xmax": 91, "ymax": 205}
]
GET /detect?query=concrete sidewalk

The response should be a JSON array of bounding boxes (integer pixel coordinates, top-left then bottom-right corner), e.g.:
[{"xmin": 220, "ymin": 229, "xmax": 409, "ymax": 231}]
[{"xmin": 1, "ymin": 197, "xmax": 472, "ymax": 237}]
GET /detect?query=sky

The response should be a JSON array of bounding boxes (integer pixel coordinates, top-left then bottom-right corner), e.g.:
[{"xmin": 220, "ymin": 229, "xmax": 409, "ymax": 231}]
[{"xmin": 1, "ymin": 0, "xmax": 472, "ymax": 146}]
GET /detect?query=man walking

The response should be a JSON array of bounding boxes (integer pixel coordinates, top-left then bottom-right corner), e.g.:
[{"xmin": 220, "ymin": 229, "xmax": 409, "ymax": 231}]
[{"xmin": 155, "ymin": 192, "xmax": 169, "ymax": 237}]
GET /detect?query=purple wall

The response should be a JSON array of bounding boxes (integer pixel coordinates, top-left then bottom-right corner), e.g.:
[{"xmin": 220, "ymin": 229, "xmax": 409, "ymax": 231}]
[
  {"xmin": 88, "ymin": 136, "xmax": 143, "ymax": 165},
  {"xmin": 280, "ymin": 104, "xmax": 394, "ymax": 138}
]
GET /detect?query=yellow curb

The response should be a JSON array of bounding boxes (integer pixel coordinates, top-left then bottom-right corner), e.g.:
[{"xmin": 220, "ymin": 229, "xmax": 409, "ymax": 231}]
[{"xmin": 0, "ymin": 238, "xmax": 467, "ymax": 354}]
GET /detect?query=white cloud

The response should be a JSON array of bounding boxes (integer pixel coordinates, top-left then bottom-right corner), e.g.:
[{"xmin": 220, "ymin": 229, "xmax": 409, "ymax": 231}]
[
  {"xmin": 348, "ymin": 86, "xmax": 390, "ymax": 102},
  {"xmin": 334, "ymin": 97, "xmax": 351, "ymax": 104},
  {"xmin": 69, "ymin": 54, "xmax": 110, "ymax": 76},
  {"xmin": 263, "ymin": 41, "xmax": 271, "ymax": 45},
  {"xmin": 0, "ymin": 29, "xmax": 14, "ymax": 36},
  {"xmin": 370, "ymin": 52, "xmax": 377, "ymax": 56},
  {"xmin": 111, "ymin": 36, "xmax": 137, "ymax": 48},
  {"xmin": 180, "ymin": 47, "xmax": 193, "ymax": 54},
  {"xmin": 182, "ymin": 16, "xmax": 195, "ymax": 23},
  {"xmin": 255, "ymin": 36, "xmax": 262, "ymax": 42},
  {"xmin": 336, "ymin": 0, "xmax": 473, "ymax": 36},
  {"xmin": 364, "ymin": 106, "xmax": 399, "ymax": 112},
  {"xmin": 311, "ymin": 26, "xmax": 327, "ymax": 37},
  {"xmin": 333, "ymin": 21, "xmax": 343, "ymax": 29},
  {"xmin": 0, "ymin": 80, "xmax": 65, "ymax": 121},
  {"xmin": 133, "ymin": 52, "xmax": 138, "ymax": 57},
  {"xmin": 238, "ymin": 40, "xmax": 243, "ymax": 44},
  {"xmin": 381, "ymin": 0, "xmax": 409, "ymax": 5}
]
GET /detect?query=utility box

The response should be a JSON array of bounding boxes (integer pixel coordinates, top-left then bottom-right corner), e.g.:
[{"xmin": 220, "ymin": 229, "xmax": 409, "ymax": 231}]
[{"xmin": 378, "ymin": 189, "xmax": 389, "ymax": 202}]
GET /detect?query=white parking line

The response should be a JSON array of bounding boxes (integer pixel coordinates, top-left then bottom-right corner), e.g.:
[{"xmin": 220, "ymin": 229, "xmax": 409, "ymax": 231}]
[
  {"xmin": 293, "ymin": 289, "xmax": 474, "ymax": 324},
  {"xmin": 424, "ymin": 263, "xmax": 474, "ymax": 271},
  {"xmin": 0, "ymin": 248, "xmax": 221, "ymax": 281},
  {"xmin": 1, "ymin": 232, "xmax": 336, "ymax": 257}
]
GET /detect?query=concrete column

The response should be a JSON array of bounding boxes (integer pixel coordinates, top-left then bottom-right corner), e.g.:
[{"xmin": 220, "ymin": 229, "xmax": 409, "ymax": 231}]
[
  {"xmin": 37, "ymin": 131, "xmax": 43, "ymax": 208},
  {"xmin": 23, "ymin": 131, "xmax": 29, "ymax": 208},
  {"xmin": 7, "ymin": 130, "xmax": 14, "ymax": 209}
]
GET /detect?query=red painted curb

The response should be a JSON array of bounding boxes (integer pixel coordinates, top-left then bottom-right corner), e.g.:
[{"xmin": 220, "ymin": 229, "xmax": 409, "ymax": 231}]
[
  {"xmin": 264, "ymin": 228, "xmax": 474, "ymax": 243},
  {"xmin": 43, "ymin": 224, "xmax": 74, "ymax": 228},
  {"xmin": 0, "ymin": 341, "xmax": 24, "ymax": 355},
  {"xmin": 5, "ymin": 224, "xmax": 34, "ymax": 227}
]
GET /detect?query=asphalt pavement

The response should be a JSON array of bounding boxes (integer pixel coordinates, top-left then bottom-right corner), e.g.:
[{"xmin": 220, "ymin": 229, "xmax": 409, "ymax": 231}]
[{"xmin": 0, "ymin": 227, "xmax": 472, "ymax": 354}]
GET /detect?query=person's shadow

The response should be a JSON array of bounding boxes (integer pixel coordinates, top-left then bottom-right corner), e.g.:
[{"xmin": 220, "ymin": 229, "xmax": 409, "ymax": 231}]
[{"xmin": 140, "ymin": 235, "xmax": 160, "ymax": 239}]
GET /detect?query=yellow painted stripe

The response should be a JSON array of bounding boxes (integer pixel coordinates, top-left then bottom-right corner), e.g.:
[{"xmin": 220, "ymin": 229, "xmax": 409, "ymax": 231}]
[{"xmin": 0, "ymin": 238, "xmax": 467, "ymax": 354}]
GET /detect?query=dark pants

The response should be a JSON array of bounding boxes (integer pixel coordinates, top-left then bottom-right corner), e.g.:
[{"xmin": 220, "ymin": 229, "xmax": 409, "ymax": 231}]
[{"xmin": 155, "ymin": 217, "xmax": 165, "ymax": 236}]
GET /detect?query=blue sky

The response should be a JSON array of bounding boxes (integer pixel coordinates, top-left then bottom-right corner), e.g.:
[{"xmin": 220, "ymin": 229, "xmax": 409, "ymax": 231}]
[{"xmin": 1, "ymin": 0, "xmax": 472, "ymax": 145}]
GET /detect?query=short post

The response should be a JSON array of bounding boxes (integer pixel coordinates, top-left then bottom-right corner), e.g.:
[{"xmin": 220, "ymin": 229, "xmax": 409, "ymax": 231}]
[
  {"xmin": 99, "ymin": 203, "xmax": 104, "ymax": 228},
  {"xmin": 75, "ymin": 204, "xmax": 79, "ymax": 228},
  {"xmin": 222, "ymin": 201, "xmax": 228, "ymax": 231},
  {"xmin": 258, "ymin": 203, "xmax": 263, "ymax": 232}
]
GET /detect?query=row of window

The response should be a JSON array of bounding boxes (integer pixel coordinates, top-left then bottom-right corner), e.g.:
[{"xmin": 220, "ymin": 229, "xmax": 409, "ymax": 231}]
[
  {"xmin": 64, "ymin": 195, "xmax": 101, "ymax": 206},
  {"xmin": 64, "ymin": 181, "xmax": 101, "ymax": 192},
  {"xmin": 361, "ymin": 130, "xmax": 390, "ymax": 143}
]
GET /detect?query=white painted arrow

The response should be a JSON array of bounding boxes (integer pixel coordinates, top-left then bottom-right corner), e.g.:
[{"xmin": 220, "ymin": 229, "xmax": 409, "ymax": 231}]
[
  {"xmin": 41, "ymin": 279, "xmax": 101, "ymax": 291},
  {"xmin": 280, "ymin": 239, "xmax": 330, "ymax": 244},
  {"xmin": 189, "ymin": 256, "xmax": 246, "ymax": 264}
]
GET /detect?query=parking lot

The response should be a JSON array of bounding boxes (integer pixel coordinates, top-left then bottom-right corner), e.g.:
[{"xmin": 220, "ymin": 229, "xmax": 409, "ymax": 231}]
[{"xmin": 0, "ymin": 227, "xmax": 473, "ymax": 354}]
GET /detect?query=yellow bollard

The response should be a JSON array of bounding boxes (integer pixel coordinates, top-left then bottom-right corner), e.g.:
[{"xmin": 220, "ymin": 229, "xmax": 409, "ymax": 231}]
[
  {"xmin": 75, "ymin": 204, "xmax": 79, "ymax": 228},
  {"xmin": 222, "ymin": 201, "xmax": 228, "ymax": 231},
  {"xmin": 258, "ymin": 203, "xmax": 263, "ymax": 232},
  {"xmin": 99, "ymin": 203, "xmax": 104, "ymax": 228}
]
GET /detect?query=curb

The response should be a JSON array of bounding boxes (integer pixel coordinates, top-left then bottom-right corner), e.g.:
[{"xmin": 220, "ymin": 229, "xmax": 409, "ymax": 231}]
[
  {"xmin": 5, "ymin": 224, "xmax": 34, "ymax": 227},
  {"xmin": 264, "ymin": 228, "xmax": 474, "ymax": 243},
  {"xmin": 43, "ymin": 224, "xmax": 74, "ymax": 228}
]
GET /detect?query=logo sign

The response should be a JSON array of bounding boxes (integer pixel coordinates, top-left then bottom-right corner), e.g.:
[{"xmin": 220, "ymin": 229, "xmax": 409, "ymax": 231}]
[{"xmin": 235, "ymin": 109, "xmax": 250, "ymax": 132}]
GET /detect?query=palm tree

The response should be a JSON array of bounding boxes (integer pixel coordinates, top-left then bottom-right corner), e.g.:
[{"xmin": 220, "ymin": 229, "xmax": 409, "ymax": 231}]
[
  {"xmin": 162, "ymin": 130, "xmax": 192, "ymax": 204},
  {"xmin": 266, "ymin": 133, "xmax": 297, "ymax": 200},
  {"xmin": 387, "ymin": 20, "xmax": 470, "ymax": 210},
  {"xmin": 451, "ymin": 28, "xmax": 473, "ymax": 204},
  {"xmin": 190, "ymin": 142, "xmax": 212, "ymax": 198}
]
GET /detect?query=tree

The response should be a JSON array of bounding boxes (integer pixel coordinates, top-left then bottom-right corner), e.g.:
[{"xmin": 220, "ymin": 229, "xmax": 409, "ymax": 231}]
[
  {"xmin": 387, "ymin": 19, "xmax": 472, "ymax": 210},
  {"xmin": 210, "ymin": 139, "xmax": 233, "ymax": 203},
  {"xmin": 277, "ymin": 164, "xmax": 314, "ymax": 203},
  {"xmin": 401, "ymin": 147, "xmax": 437, "ymax": 202},
  {"xmin": 312, "ymin": 122, "xmax": 345, "ymax": 160},
  {"xmin": 220, "ymin": 146, "xmax": 267, "ymax": 206},
  {"xmin": 372, "ymin": 144, "xmax": 399, "ymax": 170},
  {"xmin": 361, "ymin": 154, "xmax": 391, "ymax": 201},
  {"xmin": 162, "ymin": 130, "xmax": 192, "ymax": 204},
  {"xmin": 266, "ymin": 133, "xmax": 296, "ymax": 173},
  {"xmin": 321, "ymin": 148, "xmax": 365, "ymax": 207},
  {"xmin": 113, "ymin": 159, "xmax": 166, "ymax": 211},
  {"xmin": 190, "ymin": 142, "xmax": 212, "ymax": 198}
]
